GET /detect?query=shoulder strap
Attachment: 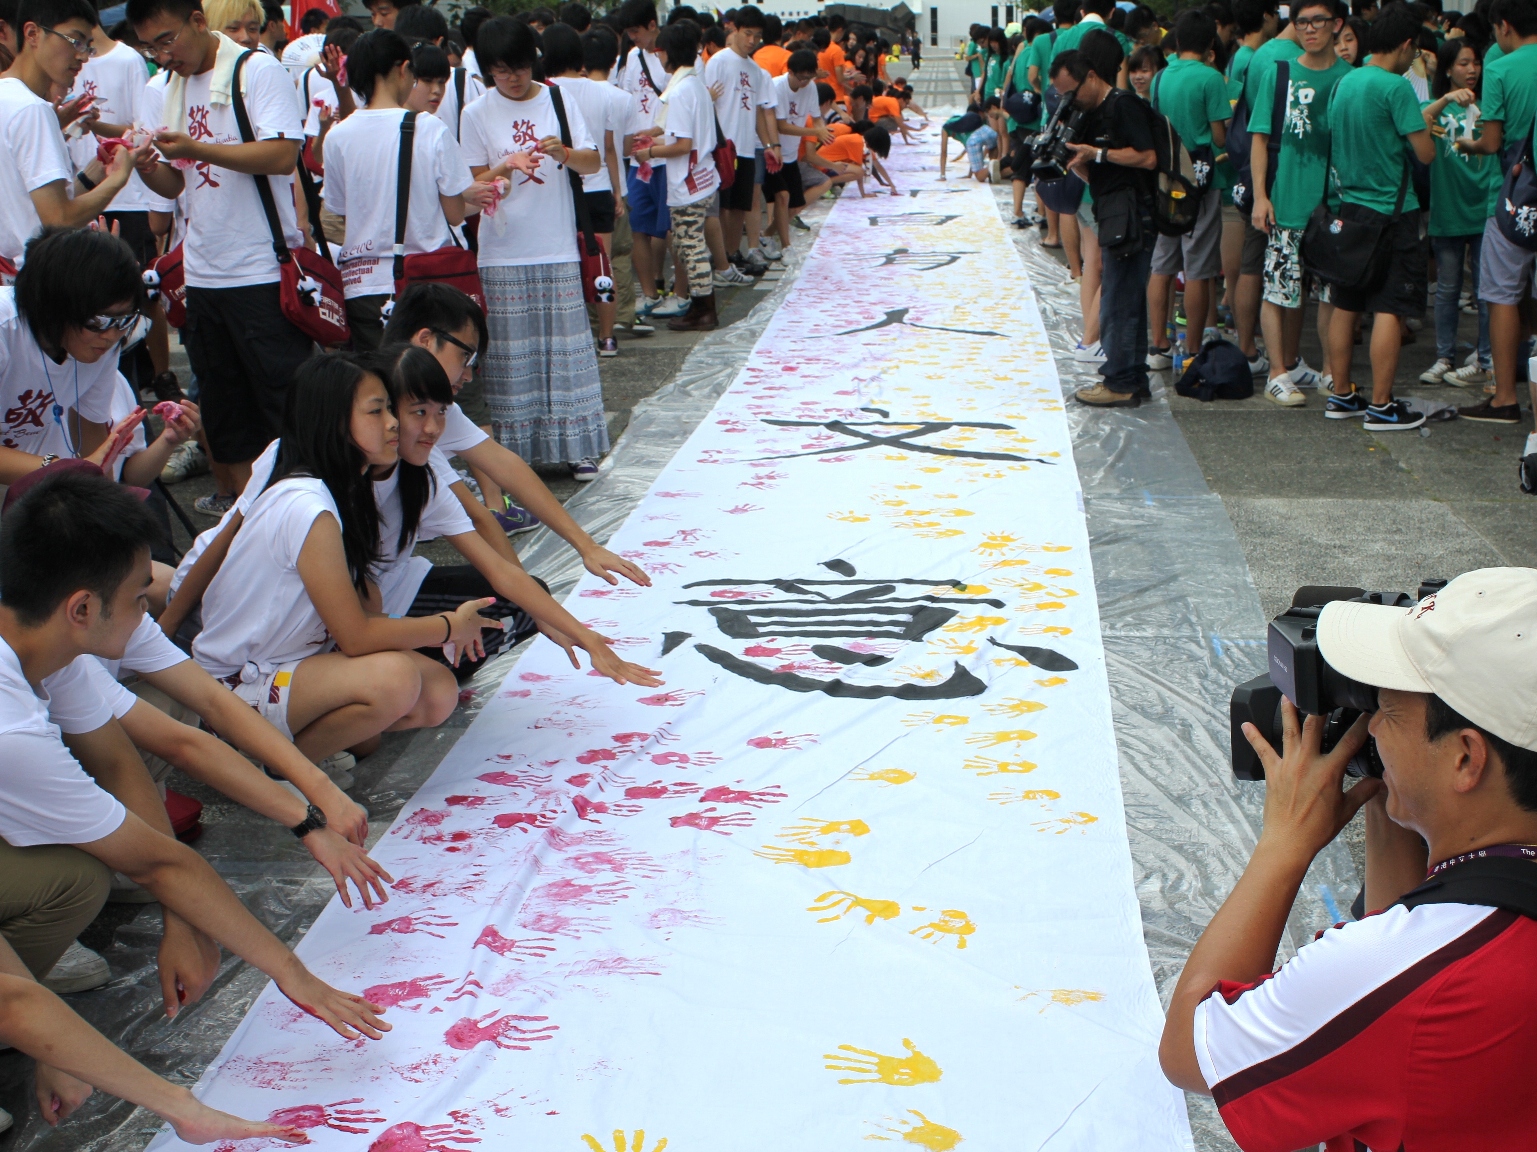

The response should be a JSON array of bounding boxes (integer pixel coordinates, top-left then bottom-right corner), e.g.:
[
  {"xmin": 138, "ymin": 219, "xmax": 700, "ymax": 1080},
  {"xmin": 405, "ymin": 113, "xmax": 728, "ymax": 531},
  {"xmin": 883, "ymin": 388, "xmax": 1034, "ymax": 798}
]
[
  {"xmin": 231, "ymin": 51, "xmax": 293, "ymax": 267},
  {"xmin": 302, "ymin": 66, "xmax": 312, "ymax": 106},
  {"xmin": 1270, "ymin": 59, "xmax": 1289, "ymax": 132},
  {"xmin": 548, "ymin": 83, "xmax": 600, "ymax": 257},
  {"xmin": 393, "ymin": 110, "xmax": 417, "ymax": 284},
  {"xmin": 1151, "ymin": 68, "xmax": 1162, "ymax": 113},
  {"xmin": 637, "ymin": 49, "xmax": 661, "ymax": 95},
  {"xmin": 454, "ymin": 66, "xmax": 466, "ymax": 135},
  {"xmin": 1399, "ymin": 856, "xmax": 1537, "ymax": 921}
]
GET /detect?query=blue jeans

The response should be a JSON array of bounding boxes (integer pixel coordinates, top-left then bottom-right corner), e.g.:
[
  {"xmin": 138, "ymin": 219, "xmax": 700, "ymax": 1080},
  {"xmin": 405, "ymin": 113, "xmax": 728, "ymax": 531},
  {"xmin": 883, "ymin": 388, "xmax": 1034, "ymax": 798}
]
[
  {"xmin": 1099, "ymin": 222, "xmax": 1156, "ymax": 394},
  {"xmin": 1433, "ymin": 233, "xmax": 1491, "ymax": 367}
]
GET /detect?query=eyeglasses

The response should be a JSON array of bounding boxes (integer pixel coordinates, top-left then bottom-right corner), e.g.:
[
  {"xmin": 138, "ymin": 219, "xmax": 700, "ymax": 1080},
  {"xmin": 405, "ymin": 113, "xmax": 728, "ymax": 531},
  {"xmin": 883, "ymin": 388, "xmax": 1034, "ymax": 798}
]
[
  {"xmin": 433, "ymin": 328, "xmax": 479, "ymax": 368},
  {"xmin": 1293, "ymin": 15, "xmax": 1336, "ymax": 28},
  {"xmin": 138, "ymin": 21, "xmax": 189, "ymax": 59},
  {"xmin": 83, "ymin": 311, "xmax": 142, "ymax": 333},
  {"xmin": 44, "ymin": 26, "xmax": 93, "ymax": 57}
]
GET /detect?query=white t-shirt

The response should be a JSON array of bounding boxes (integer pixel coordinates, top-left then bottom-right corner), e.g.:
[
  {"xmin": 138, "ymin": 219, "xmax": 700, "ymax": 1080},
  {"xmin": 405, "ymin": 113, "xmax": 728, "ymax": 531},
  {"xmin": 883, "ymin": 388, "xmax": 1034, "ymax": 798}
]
[
  {"xmin": 663, "ymin": 73, "xmax": 720, "ymax": 208},
  {"xmin": 619, "ymin": 47, "xmax": 667, "ymax": 163},
  {"xmin": 0, "ymin": 288, "xmax": 123, "ymax": 459},
  {"xmin": 322, "ymin": 109, "xmax": 472, "ymax": 298},
  {"xmin": 298, "ymin": 67, "xmax": 338, "ymax": 134},
  {"xmin": 193, "ymin": 476, "xmax": 340, "ymax": 678},
  {"xmin": 282, "ymin": 33, "xmax": 326, "ymax": 79},
  {"xmin": 100, "ymin": 610, "xmax": 191, "ymax": 681},
  {"xmin": 549, "ymin": 76, "xmax": 627, "ymax": 193},
  {"xmin": 774, "ymin": 73, "xmax": 820, "ymax": 160},
  {"xmin": 375, "ymin": 448, "xmax": 474, "ymax": 614},
  {"xmin": 68, "ymin": 41, "xmax": 174, "ymax": 213},
  {"xmin": 0, "ymin": 636, "xmax": 127, "ymax": 847},
  {"xmin": 0, "ymin": 78, "xmax": 73, "ymax": 267},
  {"xmin": 435, "ymin": 66, "xmax": 487, "ymax": 142},
  {"xmin": 461, "ymin": 47, "xmax": 479, "ymax": 81},
  {"xmin": 42, "ymin": 653, "xmax": 139, "ymax": 734},
  {"xmin": 438, "ymin": 402, "xmax": 489, "ymax": 454},
  {"xmin": 704, "ymin": 47, "xmax": 771, "ymax": 156},
  {"xmin": 140, "ymin": 51, "xmax": 304, "ymax": 288},
  {"xmin": 459, "ymin": 83, "xmax": 592, "ymax": 267}
]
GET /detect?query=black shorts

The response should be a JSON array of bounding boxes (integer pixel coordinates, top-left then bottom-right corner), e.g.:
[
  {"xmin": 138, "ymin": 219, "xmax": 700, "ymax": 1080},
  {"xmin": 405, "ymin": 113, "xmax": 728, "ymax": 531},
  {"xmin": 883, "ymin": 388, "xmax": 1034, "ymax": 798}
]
[
  {"xmin": 584, "ymin": 189, "xmax": 616, "ymax": 233},
  {"xmin": 1324, "ymin": 207, "xmax": 1427, "ymax": 319},
  {"xmin": 722, "ymin": 155, "xmax": 757, "ymax": 212},
  {"xmin": 1036, "ymin": 173, "xmax": 1086, "ymax": 215},
  {"xmin": 407, "ymin": 565, "xmax": 545, "ymax": 681},
  {"xmin": 762, "ymin": 156, "xmax": 806, "ymax": 208},
  {"xmin": 104, "ymin": 210, "xmax": 158, "ymax": 267}
]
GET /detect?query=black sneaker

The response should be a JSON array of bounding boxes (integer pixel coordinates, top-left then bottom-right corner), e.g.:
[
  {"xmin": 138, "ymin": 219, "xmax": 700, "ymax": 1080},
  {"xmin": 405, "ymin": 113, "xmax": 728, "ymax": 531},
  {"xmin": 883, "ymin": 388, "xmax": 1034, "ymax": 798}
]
[
  {"xmin": 1324, "ymin": 387, "xmax": 1369, "ymax": 419},
  {"xmin": 1363, "ymin": 398, "xmax": 1426, "ymax": 431},
  {"xmin": 1458, "ymin": 398, "xmax": 1522, "ymax": 423},
  {"xmin": 1521, "ymin": 453, "xmax": 1537, "ymax": 495}
]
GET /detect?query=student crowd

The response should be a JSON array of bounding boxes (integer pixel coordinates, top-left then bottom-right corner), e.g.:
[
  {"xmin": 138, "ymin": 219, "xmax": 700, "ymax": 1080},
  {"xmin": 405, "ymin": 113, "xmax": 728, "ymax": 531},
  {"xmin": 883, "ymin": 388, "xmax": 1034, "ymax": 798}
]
[
  {"xmin": 0, "ymin": 0, "xmax": 935, "ymax": 1138},
  {"xmin": 948, "ymin": 0, "xmax": 1537, "ymax": 484}
]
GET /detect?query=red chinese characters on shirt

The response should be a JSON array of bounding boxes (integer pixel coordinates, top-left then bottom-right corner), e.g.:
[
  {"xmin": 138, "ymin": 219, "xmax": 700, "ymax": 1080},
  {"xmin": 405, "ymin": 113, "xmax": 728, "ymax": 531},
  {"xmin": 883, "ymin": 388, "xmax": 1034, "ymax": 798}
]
[
  {"xmin": 186, "ymin": 105, "xmax": 220, "ymax": 189},
  {"xmin": 737, "ymin": 71, "xmax": 754, "ymax": 113},
  {"xmin": 3, "ymin": 388, "xmax": 55, "ymax": 448}
]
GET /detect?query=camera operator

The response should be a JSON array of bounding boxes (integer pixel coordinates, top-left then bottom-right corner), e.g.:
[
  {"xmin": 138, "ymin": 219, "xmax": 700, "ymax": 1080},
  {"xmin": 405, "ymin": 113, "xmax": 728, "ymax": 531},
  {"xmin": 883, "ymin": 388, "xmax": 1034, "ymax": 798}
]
[
  {"xmin": 1160, "ymin": 567, "xmax": 1537, "ymax": 1152},
  {"xmin": 1057, "ymin": 32, "xmax": 1160, "ymax": 408}
]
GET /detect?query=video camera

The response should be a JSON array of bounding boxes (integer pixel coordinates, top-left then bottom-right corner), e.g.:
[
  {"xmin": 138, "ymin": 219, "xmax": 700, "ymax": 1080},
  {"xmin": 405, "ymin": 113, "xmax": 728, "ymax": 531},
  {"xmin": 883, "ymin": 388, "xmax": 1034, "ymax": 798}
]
[
  {"xmin": 1028, "ymin": 97, "xmax": 1088, "ymax": 183},
  {"xmin": 1229, "ymin": 581, "xmax": 1447, "ymax": 781}
]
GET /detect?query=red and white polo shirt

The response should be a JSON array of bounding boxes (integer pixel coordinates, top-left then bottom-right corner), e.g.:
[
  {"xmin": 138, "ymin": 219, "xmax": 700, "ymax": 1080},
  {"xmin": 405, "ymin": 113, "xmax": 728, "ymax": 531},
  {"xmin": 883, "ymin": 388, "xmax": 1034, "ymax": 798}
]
[{"xmin": 1193, "ymin": 901, "xmax": 1537, "ymax": 1152}]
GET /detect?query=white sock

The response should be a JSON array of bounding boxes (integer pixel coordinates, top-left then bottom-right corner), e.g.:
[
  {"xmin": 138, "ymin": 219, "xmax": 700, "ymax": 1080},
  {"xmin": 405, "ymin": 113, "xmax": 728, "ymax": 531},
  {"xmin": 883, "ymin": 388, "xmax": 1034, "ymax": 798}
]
[{"xmin": 1524, "ymin": 433, "xmax": 1537, "ymax": 457}]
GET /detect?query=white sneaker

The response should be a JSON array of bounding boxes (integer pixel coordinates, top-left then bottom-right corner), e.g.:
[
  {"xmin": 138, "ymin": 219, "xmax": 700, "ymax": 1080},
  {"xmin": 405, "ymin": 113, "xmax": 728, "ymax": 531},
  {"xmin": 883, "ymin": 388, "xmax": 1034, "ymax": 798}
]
[
  {"xmin": 1419, "ymin": 357, "xmax": 1453, "ymax": 384},
  {"xmin": 1319, "ymin": 372, "xmax": 1334, "ymax": 394},
  {"xmin": 1264, "ymin": 374, "xmax": 1307, "ymax": 407},
  {"xmin": 1445, "ymin": 362, "xmax": 1492, "ymax": 387},
  {"xmin": 318, "ymin": 751, "xmax": 356, "ymax": 791},
  {"xmin": 741, "ymin": 249, "xmax": 770, "ymax": 273},
  {"xmin": 1147, "ymin": 347, "xmax": 1174, "ymax": 370},
  {"xmin": 759, "ymin": 236, "xmax": 784, "ymax": 260},
  {"xmin": 1286, "ymin": 359, "xmax": 1323, "ymax": 388},
  {"xmin": 650, "ymin": 295, "xmax": 690, "ymax": 317},
  {"xmin": 0, "ymin": 1106, "xmax": 11, "ymax": 1135},
  {"xmin": 713, "ymin": 265, "xmax": 753, "ymax": 287},
  {"xmin": 1072, "ymin": 339, "xmax": 1105, "ymax": 364},
  {"xmin": 160, "ymin": 439, "xmax": 209, "ymax": 484},
  {"xmin": 1247, "ymin": 352, "xmax": 1270, "ymax": 377},
  {"xmin": 43, "ymin": 941, "xmax": 111, "ymax": 994}
]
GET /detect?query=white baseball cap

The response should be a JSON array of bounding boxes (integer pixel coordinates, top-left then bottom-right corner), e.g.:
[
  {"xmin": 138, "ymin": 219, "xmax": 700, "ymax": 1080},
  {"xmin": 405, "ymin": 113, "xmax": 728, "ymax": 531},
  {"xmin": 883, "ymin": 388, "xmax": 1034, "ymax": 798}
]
[{"xmin": 1318, "ymin": 567, "xmax": 1537, "ymax": 752}]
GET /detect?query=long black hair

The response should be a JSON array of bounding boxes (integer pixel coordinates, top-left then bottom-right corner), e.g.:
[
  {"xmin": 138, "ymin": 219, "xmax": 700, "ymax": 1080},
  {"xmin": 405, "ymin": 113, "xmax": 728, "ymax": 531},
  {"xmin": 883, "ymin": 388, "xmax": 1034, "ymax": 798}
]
[
  {"xmin": 377, "ymin": 344, "xmax": 451, "ymax": 555},
  {"xmin": 347, "ymin": 28, "xmax": 413, "ymax": 101},
  {"xmin": 1432, "ymin": 35, "xmax": 1480, "ymax": 98},
  {"xmin": 270, "ymin": 353, "xmax": 386, "ymax": 592}
]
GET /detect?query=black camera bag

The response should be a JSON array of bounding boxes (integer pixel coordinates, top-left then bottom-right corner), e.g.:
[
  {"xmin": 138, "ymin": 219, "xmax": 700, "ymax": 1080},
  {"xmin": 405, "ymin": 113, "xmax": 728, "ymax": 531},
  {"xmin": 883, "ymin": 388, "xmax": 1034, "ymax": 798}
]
[{"xmin": 1399, "ymin": 855, "xmax": 1537, "ymax": 922}]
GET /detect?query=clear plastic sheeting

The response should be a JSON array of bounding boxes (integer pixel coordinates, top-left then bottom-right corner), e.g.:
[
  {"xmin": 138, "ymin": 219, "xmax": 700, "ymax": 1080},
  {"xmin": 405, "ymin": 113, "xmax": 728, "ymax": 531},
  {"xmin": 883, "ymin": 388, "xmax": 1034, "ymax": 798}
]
[{"xmin": 997, "ymin": 190, "xmax": 1359, "ymax": 1149}]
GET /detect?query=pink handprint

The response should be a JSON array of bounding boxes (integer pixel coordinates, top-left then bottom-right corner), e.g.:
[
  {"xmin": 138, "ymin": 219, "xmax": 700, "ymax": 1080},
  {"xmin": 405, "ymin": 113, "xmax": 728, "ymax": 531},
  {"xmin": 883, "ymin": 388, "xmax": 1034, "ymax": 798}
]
[
  {"xmin": 668, "ymin": 807, "xmax": 756, "ymax": 835},
  {"xmin": 477, "ymin": 770, "xmax": 552, "ymax": 789},
  {"xmin": 214, "ymin": 1101, "xmax": 386, "ymax": 1150},
  {"xmin": 395, "ymin": 807, "xmax": 451, "ymax": 840},
  {"xmin": 473, "ymin": 925, "xmax": 557, "ymax": 960},
  {"xmin": 724, "ymin": 504, "xmax": 764, "ymax": 514},
  {"xmin": 572, "ymin": 795, "xmax": 643, "ymax": 822},
  {"xmin": 698, "ymin": 784, "xmax": 787, "ymax": 807},
  {"xmin": 622, "ymin": 779, "xmax": 700, "ymax": 800},
  {"xmin": 637, "ymin": 689, "xmax": 704, "ymax": 707},
  {"xmin": 562, "ymin": 850, "xmax": 665, "ymax": 878},
  {"xmin": 576, "ymin": 747, "xmax": 620, "ymax": 764},
  {"xmin": 530, "ymin": 877, "xmax": 633, "ymax": 907},
  {"xmin": 444, "ymin": 795, "xmax": 487, "ymax": 809},
  {"xmin": 746, "ymin": 732, "xmax": 818, "ymax": 750},
  {"xmin": 444, "ymin": 973, "xmax": 482, "ymax": 1001},
  {"xmin": 650, "ymin": 750, "xmax": 721, "ymax": 767},
  {"xmin": 492, "ymin": 810, "xmax": 553, "ymax": 832},
  {"xmin": 362, "ymin": 975, "xmax": 453, "ymax": 1009},
  {"xmin": 368, "ymin": 911, "xmax": 458, "ymax": 938},
  {"xmin": 518, "ymin": 909, "xmax": 606, "ymax": 938},
  {"xmin": 743, "ymin": 642, "xmax": 810, "ymax": 658},
  {"xmin": 443, "ymin": 1010, "xmax": 558, "ymax": 1052},
  {"xmin": 367, "ymin": 1120, "xmax": 481, "ymax": 1151}
]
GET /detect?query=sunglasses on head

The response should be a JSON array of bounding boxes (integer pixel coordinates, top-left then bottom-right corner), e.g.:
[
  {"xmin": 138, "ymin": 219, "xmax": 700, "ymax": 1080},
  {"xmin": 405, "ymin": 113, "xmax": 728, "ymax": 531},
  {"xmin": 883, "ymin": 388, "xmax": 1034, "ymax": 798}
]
[
  {"xmin": 433, "ymin": 328, "xmax": 479, "ymax": 368},
  {"xmin": 83, "ymin": 311, "xmax": 142, "ymax": 333}
]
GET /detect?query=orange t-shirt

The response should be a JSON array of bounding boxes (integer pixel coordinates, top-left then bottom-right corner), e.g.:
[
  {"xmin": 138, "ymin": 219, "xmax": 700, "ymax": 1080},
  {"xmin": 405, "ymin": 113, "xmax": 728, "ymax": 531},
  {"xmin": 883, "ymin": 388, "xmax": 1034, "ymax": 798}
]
[
  {"xmin": 755, "ymin": 44, "xmax": 791, "ymax": 76},
  {"xmin": 818, "ymin": 133, "xmax": 865, "ymax": 165},
  {"xmin": 818, "ymin": 43, "xmax": 848, "ymax": 99},
  {"xmin": 870, "ymin": 94, "xmax": 902, "ymax": 121},
  {"xmin": 829, "ymin": 121, "xmax": 854, "ymax": 136}
]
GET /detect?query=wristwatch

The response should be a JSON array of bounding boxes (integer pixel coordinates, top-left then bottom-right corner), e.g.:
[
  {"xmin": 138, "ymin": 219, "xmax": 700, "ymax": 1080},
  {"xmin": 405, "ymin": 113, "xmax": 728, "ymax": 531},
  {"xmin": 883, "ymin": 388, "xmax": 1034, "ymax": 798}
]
[
  {"xmin": 290, "ymin": 803, "xmax": 328, "ymax": 840},
  {"xmin": 1096, "ymin": 147, "xmax": 1107, "ymax": 165}
]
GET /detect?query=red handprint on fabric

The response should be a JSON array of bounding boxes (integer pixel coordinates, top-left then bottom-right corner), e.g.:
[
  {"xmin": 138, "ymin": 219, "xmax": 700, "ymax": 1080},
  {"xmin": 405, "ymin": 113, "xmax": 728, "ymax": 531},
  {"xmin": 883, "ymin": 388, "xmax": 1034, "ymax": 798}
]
[
  {"xmin": 472, "ymin": 925, "xmax": 557, "ymax": 960},
  {"xmin": 362, "ymin": 974, "xmax": 455, "ymax": 1009},
  {"xmin": 668, "ymin": 807, "xmax": 756, "ymax": 835},
  {"xmin": 367, "ymin": 911, "xmax": 458, "ymax": 939},
  {"xmin": 443, "ymin": 1010, "xmax": 558, "ymax": 1051},
  {"xmin": 698, "ymin": 784, "xmax": 787, "ymax": 807},
  {"xmin": 367, "ymin": 1120, "xmax": 481, "ymax": 1151}
]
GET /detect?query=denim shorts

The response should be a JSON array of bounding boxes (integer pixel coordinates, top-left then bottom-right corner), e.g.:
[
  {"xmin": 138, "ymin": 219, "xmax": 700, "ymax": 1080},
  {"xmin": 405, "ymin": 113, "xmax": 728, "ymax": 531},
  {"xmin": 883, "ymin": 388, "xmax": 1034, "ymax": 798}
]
[
  {"xmin": 627, "ymin": 164, "xmax": 671, "ymax": 237},
  {"xmin": 965, "ymin": 124, "xmax": 998, "ymax": 173}
]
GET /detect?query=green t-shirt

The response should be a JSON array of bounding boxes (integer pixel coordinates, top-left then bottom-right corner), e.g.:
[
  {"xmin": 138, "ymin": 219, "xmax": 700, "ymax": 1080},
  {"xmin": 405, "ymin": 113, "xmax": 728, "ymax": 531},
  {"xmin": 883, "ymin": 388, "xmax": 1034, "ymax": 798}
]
[
  {"xmin": 1425, "ymin": 99, "xmax": 1502, "ymax": 236},
  {"xmin": 1152, "ymin": 57, "xmax": 1231, "ymax": 152},
  {"xmin": 1250, "ymin": 55, "xmax": 1353, "ymax": 228},
  {"xmin": 1007, "ymin": 49, "xmax": 1042, "ymax": 130},
  {"xmin": 965, "ymin": 39, "xmax": 980, "ymax": 77},
  {"xmin": 984, "ymin": 51, "xmax": 1007, "ymax": 95},
  {"xmin": 1486, "ymin": 41, "xmax": 1505, "ymax": 66},
  {"xmin": 1049, "ymin": 17, "xmax": 1132, "ymax": 67},
  {"xmin": 1242, "ymin": 35, "xmax": 1303, "ymax": 115},
  {"xmin": 1483, "ymin": 42, "xmax": 1537, "ymax": 160},
  {"xmin": 1326, "ymin": 64, "xmax": 1426, "ymax": 212},
  {"xmin": 1227, "ymin": 42, "xmax": 1255, "ymax": 94},
  {"xmin": 1027, "ymin": 27, "xmax": 1058, "ymax": 90}
]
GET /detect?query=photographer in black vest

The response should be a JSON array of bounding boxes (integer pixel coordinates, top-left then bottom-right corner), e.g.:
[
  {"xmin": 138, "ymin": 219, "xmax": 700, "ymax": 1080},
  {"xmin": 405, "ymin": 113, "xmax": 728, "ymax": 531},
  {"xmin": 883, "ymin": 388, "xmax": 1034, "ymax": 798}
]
[{"xmin": 1056, "ymin": 31, "xmax": 1159, "ymax": 408}]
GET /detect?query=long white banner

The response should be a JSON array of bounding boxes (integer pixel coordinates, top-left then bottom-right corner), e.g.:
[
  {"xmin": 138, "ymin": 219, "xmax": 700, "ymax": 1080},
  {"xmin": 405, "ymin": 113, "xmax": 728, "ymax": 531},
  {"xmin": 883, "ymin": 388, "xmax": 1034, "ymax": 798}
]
[{"xmin": 157, "ymin": 137, "xmax": 1192, "ymax": 1152}]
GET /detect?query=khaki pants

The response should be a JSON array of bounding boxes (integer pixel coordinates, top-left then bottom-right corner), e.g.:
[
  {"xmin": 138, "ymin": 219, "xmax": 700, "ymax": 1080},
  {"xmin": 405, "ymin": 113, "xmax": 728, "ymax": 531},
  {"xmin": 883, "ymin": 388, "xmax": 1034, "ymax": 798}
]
[
  {"xmin": 0, "ymin": 838, "xmax": 111, "ymax": 978},
  {"xmin": 610, "ymin": 210, "xmax": 637, "ymax": 326}
]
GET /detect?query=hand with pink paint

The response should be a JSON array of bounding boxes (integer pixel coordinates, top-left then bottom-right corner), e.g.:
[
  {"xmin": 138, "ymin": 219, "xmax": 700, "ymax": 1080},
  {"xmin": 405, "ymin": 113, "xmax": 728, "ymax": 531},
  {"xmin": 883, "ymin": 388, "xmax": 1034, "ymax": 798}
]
[{"xmin": 277, "ymin": 964, "xmax": 390, "ymax": 1041}]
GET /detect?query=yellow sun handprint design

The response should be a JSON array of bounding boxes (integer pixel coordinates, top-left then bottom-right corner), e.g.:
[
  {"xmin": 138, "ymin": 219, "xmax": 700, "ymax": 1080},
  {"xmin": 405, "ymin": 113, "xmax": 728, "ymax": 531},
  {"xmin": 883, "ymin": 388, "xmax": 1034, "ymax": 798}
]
[
  {"xmin": 825, "ymin": 1038, "xmax": 942, "ymax": 1086},
  {"xmin": 581, "ymin": 1131, "xmax": 666, "ymax": 1152}
]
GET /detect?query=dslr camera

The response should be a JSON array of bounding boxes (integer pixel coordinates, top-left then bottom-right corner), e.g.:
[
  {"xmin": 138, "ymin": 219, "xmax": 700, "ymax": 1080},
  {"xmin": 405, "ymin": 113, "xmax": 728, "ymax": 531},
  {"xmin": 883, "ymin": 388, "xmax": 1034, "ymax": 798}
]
[
  {"xmin": 1028, "ymin": 98, "xmax": 1088, "ymax": 183},
  {"xmin": 1229, "ymin": 581, "xmax": 1447, "ymax": 781}
]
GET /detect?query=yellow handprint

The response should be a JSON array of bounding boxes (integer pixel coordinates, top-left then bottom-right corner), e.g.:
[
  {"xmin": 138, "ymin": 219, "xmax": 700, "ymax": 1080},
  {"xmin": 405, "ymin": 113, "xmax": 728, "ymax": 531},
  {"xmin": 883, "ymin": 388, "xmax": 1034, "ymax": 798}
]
[
  {"xmin": 896, "ymin": 666, "xmax": 945, "ymax": 683},
  {"xmin": 1043, "ymin": 568, "xmax": 1073, "ymax": 577},
  {"xmin": 755, "ymin": 845, "xmax": 852, "ymax": 868},
  {"xmin": 852, "ymin": 767, "xmax": 916, "ymax": 787},
  {"xmin": 963, "ymin": 756, "xmax": 1038, "ymax": 776},
  {"xmin": 1018, "ymin": 988, "xmax": 1106, "ymax": 1012},
  {"xmin": 825, "ymin": 1038, "xmax": 943, "ymax": 1086},
  {"xmin": 975, "ymin": 533, "xmax": 1020, "ymax": 553},
  {"xmin": 1020, "ymin": 625, "xmax": 1073, "ymax": 636},
  {"xmin": 581, "ymin": 1131, "xmax": 666, "ymax": 1152},
  {"xmin": 915, "ymin": 527, "xmax": 965, "ymax": 540},
  {"xmin": 1033, "ymin": 812, "xmax": 1099, "ymax": 835},
  {"xmin": 902, "ymin": 712, "xmax": 970, "ymax": 728},
  {"xmin": 866, "ymin": 1110, "xmax": 964, "ymax": 1150},
  {"xmin": 942, "ymin": 616, "xmax": 1009, "ymax": 634},
  {"xmin": 909, "ymin": 910, "xmax": 976, "ymax": 950},
  {"xmin": 928, "ymin": 638, "xmax": 977, "ymax": 657},
  {"xmin": 1034, "ymin": 677, "xmax": 1069, "ymax": 688},
  {"xmin": 778, "ymin": 818, "xmax": 871, "ymax": 845},
  {"xmin": 808, "ymin": 890, "xmax": 901, "ymax": 925},
  {"xmin": 1017, "ymin": 601, "xmax": 1066, "ymax": 613},
  {"xmin": 829, "ymin": 511, "xmax": 871, "ymax": 523},
  {"xmin": 965, "ymin": 730, "xmax": 1037, "ymax": 749},
  {"xmin": 981, "ymin": 698, "xmax": 1046, "ymax": 718},
  {"xmin": 988, "ymin": 788, "xmax": 1061, "ymax": 806}
]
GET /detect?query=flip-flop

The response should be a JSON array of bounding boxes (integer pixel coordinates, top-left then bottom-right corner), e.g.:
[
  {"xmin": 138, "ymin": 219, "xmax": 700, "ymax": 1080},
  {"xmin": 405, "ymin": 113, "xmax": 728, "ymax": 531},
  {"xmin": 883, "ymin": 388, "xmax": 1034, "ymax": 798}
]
[{"xmin": 1041, "ymin": 240, "xmax": 1063, "ymax": 249}]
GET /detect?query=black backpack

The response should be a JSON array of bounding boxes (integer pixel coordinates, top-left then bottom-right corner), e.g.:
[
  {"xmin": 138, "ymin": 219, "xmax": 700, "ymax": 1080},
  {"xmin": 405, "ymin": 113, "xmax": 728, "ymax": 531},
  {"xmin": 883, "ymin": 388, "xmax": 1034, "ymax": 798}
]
[
  {"xmin": 1133, "ymin": 91, "xmax": 1202, "ymax": 236},
  {"xmin": 1175, "ymin": 338, "xmax": 1254, "ymax": 400},
  {"xmin": 1228, "ymin": 60, "xmax": 1288, "ymax": 216},
  {"xmin": 1497, "ymin": 136, "xmax": 1537, "ymax": 252}
]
